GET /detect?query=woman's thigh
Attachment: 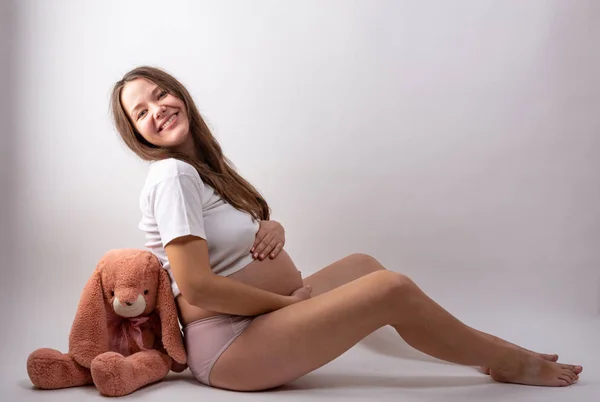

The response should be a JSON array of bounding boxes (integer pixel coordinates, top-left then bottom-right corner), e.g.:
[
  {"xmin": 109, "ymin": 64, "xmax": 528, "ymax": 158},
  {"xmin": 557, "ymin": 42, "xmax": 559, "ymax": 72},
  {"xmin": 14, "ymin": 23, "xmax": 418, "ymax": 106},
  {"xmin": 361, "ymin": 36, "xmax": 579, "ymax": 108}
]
[{"xmin": 209, "ymin": 269, "xmax": 408, "ymax": 391}]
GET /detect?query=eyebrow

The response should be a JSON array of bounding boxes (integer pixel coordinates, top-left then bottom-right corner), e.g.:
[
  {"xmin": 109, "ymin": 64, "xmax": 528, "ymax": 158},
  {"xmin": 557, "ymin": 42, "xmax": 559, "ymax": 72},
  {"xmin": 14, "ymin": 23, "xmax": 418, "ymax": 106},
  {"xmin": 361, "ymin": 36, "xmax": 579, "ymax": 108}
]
[{"xmin": 130, "ymin": 86, "xmax": 161, "ymax": 119}]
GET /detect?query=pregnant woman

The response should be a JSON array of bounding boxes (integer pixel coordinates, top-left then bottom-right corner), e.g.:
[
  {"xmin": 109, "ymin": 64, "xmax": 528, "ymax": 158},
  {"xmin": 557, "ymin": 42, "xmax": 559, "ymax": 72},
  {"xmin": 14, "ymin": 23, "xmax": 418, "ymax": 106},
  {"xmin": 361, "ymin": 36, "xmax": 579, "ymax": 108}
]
[{"xmin": 109, "ymin": 66, "xmax": 582, "ymax": 392}]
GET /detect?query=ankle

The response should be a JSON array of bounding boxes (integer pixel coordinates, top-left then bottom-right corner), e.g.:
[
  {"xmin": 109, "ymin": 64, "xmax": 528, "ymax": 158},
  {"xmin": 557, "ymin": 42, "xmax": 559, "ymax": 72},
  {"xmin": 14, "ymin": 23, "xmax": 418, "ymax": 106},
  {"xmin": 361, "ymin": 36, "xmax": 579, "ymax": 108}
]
[{"xmin": 489, "ymin": 347, "xmax": 523, "ymax": 370}]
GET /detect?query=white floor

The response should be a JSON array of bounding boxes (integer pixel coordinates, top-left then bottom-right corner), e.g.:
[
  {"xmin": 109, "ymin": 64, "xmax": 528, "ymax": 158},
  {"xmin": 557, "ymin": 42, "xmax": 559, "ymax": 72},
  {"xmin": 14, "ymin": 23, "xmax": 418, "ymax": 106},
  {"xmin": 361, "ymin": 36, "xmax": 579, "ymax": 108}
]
[{"xmin": 3, "ymin": 310, "xmax": 599, "ymax": 402}]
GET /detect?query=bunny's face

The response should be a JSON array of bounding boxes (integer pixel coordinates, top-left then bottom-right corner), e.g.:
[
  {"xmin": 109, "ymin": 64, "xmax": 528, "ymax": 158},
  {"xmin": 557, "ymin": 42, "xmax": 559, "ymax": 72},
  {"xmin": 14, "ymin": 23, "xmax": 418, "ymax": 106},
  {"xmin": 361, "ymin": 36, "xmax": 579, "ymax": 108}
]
[{"xmin": 98, "ymin": 250, "xmax": 162, "ymax": 318}]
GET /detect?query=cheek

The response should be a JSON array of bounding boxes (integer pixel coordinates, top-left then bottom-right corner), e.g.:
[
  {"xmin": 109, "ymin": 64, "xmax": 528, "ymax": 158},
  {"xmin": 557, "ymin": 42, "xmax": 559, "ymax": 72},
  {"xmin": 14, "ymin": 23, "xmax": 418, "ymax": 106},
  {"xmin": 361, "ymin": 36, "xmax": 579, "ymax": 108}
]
[
  {"xmin": 180, "ymin": 114, "xmax": 191, "ymax": 131},
  {"xmin": 138, "ymin": 119, "xmax": 155, "ymax": 137}
]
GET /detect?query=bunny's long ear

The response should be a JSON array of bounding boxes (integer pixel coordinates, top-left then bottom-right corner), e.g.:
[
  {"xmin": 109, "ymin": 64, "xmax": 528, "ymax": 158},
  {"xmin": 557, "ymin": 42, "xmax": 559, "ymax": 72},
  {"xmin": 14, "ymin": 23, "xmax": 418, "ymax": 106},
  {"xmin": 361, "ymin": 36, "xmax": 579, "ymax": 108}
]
[
  {"xmin": 156, "ymin": 268, "xmax": 187, "ymax": 365},
  {"xmin": 68, "ymin": 268, "xmax": 108, "ymax": 368}
]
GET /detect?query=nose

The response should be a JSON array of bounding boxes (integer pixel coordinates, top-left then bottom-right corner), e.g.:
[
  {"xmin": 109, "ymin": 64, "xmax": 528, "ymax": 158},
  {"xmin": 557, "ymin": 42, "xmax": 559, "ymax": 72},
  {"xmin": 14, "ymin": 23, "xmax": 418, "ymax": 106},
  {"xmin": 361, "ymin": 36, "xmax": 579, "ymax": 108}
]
[
  {"xmin": 116, "ymin": 290, "xmax": 139, "ymax": 306},
  {"xmin": 154, "ymin": 104, "xmax": 166, "ymax": 119}
]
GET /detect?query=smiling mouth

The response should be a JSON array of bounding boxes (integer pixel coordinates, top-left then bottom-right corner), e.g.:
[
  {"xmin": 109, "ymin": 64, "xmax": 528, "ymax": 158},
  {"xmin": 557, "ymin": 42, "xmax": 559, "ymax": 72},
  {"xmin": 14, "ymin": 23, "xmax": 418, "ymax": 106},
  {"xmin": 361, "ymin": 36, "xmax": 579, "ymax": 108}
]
[{"xmin": 159, "ymin": 113, "xmax": 178, "ymax": 132}]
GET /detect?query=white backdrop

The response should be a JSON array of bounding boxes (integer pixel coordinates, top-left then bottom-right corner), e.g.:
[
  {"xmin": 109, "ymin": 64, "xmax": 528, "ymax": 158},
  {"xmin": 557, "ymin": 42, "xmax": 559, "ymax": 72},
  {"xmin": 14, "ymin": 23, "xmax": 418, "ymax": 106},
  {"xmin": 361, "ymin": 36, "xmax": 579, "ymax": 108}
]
[
  {"xmin": 1, "ymin": 0, "xmax": 17, "ymax": 341},
  {"xmin": 1, "ymin": 0, "xmax": 599, "ymax": 385}
]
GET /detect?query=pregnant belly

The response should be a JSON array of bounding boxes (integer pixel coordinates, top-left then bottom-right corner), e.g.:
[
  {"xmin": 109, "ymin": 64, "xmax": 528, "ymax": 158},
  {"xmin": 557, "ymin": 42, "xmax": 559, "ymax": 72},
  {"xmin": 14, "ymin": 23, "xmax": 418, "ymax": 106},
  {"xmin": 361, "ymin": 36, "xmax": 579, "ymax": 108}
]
[
  {"xmin": 227, "ymin": 250, "xmax": 304, "ymax": 295},
  {"xmin": 176, "ymin": 250, "xmax": 304, "ymax": 326}
]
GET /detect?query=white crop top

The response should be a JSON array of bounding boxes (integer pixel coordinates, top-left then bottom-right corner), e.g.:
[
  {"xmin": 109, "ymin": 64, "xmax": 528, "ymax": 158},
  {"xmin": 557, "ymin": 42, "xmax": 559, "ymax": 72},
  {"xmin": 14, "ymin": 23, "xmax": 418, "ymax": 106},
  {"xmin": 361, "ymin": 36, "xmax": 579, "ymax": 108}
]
[{"xmin": 138, "ymin": 158, "xmax": 259, "ymax": 298}]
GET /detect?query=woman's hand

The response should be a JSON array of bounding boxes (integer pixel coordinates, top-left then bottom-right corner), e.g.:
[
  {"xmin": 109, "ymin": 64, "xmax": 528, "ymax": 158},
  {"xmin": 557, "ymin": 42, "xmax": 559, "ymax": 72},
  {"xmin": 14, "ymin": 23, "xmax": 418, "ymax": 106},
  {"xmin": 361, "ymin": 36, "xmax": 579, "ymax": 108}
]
[
  {"xmin": 250, "ymin": 221, "xmax": 285, "ymax": 261},
  {"xmin": 288, "ymin": 284, "xmax": 313, "ymax": 304},
  {"xmin": 251, "ymin": 220, "xmax": 286, "ymax": 260}
]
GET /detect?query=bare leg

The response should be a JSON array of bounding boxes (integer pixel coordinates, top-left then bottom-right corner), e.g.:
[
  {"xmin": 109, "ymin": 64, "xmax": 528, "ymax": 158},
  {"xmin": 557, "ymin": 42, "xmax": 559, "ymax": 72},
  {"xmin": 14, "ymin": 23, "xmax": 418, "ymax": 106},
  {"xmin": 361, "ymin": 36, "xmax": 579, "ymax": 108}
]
[
  {"xmin": 303, "ymin": 254, "xmax": 559, "ymax": 374},
  {"xmin": 209, "ymin": 257, "xmax": 581, "ymax": 391}
]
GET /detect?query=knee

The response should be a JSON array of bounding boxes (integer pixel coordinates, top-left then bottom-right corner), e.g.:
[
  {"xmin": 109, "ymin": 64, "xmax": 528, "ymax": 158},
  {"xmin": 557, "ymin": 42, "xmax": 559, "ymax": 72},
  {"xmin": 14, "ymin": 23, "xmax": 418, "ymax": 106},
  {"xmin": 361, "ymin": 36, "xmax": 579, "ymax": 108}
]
[
  {"xmin": 376, "ymin": 271, "xmax": 417, "ymax": 299},
  {"xmin": 348, "ymin": 253, "xmax": 384, "ymax": 271}
]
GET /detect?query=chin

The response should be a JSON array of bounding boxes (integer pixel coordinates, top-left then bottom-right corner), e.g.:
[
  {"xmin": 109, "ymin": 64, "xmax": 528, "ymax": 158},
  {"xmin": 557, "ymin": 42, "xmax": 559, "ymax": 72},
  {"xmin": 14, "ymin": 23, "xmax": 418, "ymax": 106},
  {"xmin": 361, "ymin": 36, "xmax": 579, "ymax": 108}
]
[{"xmin": 164, "ymin": 132, "xmax": 191, "ymax": 149}]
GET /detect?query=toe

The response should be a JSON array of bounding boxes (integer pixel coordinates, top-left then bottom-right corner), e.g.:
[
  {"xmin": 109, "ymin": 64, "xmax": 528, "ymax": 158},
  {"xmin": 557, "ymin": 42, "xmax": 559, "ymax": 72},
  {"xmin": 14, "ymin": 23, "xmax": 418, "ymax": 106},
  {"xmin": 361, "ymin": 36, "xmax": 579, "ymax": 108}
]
[
  {"xmin": 559, "ymin": 373, "xmax": 573, "ymax": 385},
  {"xmin": 557, "ymin": 376, "xmax": 571, "ymax": 387},
  {"xmin": 562, "ymin": 369, "xmax": 577, "ymax": 382},
  {"xmin": 540, "ymin": 353, "xmax": 558, "ymax": 361},
  {"xmin": 560, "ymin": 364, "xmax": 583, "ymax": 374},
  {"xmin": 537, "ymin": 353, "xmax": 559, "ymax": 363}
]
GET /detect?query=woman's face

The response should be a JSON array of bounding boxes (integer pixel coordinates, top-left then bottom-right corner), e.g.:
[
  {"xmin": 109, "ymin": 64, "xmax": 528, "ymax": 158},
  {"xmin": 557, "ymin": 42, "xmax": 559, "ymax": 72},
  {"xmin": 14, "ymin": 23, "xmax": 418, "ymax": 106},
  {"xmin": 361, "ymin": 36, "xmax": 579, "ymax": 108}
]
[{"xmin": 120, "ymin": 78, "xmax": 193, "ymax": 153}]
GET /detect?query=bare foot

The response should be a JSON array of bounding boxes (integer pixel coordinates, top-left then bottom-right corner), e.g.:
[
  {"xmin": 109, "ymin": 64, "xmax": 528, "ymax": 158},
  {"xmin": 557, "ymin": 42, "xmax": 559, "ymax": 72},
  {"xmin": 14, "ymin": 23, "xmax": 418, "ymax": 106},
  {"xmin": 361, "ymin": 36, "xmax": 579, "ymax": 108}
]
[
  {"xmin": 480, "ymin": 352, "xmax": 557, "ymax": 375},
  {"xmin": 490, "ymin": 353, "xmax": 582, "ymax": 387},
  {"xmin": 476, "ymin": 331, "xmax": 558, "ymax": 375}
]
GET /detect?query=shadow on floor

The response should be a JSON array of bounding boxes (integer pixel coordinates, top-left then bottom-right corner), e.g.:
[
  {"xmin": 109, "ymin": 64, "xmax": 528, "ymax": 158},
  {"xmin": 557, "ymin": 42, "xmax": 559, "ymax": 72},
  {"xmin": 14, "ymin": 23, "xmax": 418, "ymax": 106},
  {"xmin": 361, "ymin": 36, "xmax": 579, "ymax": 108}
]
[
  {"xmin": 275, "ymin": 373, "xmax": 492, "ymax": 390},
  {"xmin": 172, "ymin": 371, "xmax": 491, "ymax": 391}
]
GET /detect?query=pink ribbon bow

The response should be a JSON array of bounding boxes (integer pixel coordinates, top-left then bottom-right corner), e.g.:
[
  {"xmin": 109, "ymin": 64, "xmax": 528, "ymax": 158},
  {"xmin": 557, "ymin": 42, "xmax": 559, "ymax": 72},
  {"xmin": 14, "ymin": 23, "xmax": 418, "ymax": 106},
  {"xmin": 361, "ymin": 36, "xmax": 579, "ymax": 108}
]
[{"xmin": 107, "ymin": 315, "xmax": 151, "ymax": 356}]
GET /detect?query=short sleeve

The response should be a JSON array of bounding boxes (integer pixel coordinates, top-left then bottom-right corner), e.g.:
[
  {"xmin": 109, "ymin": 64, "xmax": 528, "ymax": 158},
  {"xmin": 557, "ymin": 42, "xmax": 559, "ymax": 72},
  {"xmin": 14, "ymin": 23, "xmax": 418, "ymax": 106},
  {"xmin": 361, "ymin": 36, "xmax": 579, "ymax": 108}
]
[{"xmin": 150, "ymin": 173, "xmax": 207, "ymax": 247}]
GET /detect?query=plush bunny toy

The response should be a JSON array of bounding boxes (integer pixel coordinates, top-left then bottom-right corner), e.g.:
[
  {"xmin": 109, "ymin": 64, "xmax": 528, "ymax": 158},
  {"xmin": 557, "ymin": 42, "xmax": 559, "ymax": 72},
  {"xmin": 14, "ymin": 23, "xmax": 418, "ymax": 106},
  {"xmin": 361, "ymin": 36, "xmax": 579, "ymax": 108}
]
[{"xmin": 27, "ymin": 249, "xmax": 187, "ymax": 397}]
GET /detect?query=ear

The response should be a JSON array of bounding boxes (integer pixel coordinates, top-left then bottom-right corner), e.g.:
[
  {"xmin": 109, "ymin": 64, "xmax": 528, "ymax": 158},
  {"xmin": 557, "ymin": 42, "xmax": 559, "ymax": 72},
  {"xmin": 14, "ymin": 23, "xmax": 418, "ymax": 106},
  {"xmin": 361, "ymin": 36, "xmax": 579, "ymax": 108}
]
[
  {"xmin": 156, "ymin": 268, "xmax": 187, "ymax": 365},
  {"xmin": 68, "ymin": 268, "xmax": 108, "ymax": 368}
]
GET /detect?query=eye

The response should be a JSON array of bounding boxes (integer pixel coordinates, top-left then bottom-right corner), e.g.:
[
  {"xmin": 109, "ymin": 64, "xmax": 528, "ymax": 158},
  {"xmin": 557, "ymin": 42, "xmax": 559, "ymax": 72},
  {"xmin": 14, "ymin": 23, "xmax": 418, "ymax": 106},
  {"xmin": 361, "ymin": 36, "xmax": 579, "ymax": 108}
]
[
  {"xmin": 158, "ymin": 90, "xmax": 167, "ymax": 99},
  {"xmin": 137, "ymin": 109, "xmax": 147, "ymax": 119},
  {"xmin": 110, "ymin": 290, "xmax": 115, "ymax": 297},
  {"xmin": 144, "ymin": 289, "xmax": 149, "ymax": 295}
]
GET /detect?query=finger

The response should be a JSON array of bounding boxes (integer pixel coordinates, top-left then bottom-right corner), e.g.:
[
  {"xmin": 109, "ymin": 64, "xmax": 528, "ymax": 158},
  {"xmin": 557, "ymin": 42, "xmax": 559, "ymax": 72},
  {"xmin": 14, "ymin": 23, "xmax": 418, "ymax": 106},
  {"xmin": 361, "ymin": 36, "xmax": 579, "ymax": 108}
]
[
  {"xmin": 251, "ymin": 229, "xmax": 268, "ymax": 253},
  {"xmin": 259, "ymin": 238, "xmax": 279, "ymax": 260},
  {"xmin": 253, "ymin": 234, "xmax": 273, "ymax": 259},
  {"xmin": 251, "ymin": 230, "xmax": 269, "ymax": 254},
  {"xmin": 269, "ymin": 242, "xmax": 285, "ymax": 259}
]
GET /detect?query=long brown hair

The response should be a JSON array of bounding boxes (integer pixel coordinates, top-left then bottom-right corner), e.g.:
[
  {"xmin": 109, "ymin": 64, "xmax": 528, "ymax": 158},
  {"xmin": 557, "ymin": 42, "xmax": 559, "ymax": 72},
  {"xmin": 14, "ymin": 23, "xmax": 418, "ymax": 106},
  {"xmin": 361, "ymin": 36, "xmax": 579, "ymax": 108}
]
[{"xmin": 110, "ymin": 66, "xmax": 270, "ymax": 221}]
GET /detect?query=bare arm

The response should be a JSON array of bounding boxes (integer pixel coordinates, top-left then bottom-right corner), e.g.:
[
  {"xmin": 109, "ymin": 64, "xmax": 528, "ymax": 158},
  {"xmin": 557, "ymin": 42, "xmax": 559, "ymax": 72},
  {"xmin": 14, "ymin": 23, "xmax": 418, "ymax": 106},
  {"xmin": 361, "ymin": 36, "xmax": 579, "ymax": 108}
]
[{"xmin": 165, "ymin": 235, "xmax": 297, "ymax": 316}]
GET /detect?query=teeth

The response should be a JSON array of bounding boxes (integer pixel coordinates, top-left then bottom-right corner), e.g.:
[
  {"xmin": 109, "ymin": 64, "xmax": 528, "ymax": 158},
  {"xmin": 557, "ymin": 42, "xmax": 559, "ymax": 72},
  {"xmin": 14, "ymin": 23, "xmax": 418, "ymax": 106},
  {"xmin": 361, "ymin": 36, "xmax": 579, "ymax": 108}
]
[{"xmin": 160, "ymin": 114, "xmax": 176, "ymax": 131}]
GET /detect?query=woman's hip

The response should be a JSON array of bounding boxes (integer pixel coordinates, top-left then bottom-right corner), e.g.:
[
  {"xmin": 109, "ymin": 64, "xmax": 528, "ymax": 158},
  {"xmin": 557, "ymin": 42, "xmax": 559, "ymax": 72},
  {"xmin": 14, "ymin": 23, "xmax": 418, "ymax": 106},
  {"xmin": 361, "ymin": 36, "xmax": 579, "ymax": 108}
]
[{"xmin": 183, "ymin": 314, "xmax": 254, "ymax": 386}]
